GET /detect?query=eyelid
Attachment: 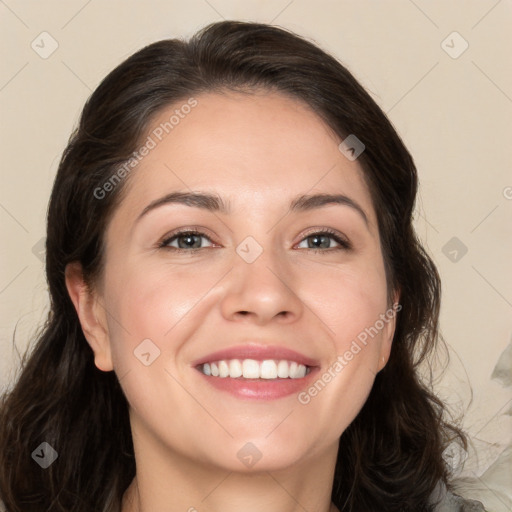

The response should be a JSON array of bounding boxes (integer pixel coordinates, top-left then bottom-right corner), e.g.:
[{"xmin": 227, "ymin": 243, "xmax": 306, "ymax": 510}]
[
  {"xmin": 295, "ymin": 227, "xmax": 352, "ymax": 250},
  {"xmin": 158, "ymin": 227, "xmax": 218, "ymax": 250},
  {"xmin": 158, "ymin": 226, "xmax": 351, "ymax": 252}
]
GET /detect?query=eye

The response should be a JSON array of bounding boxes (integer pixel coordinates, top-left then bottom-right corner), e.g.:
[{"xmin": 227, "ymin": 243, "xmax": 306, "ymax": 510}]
[
  {"xmin": 159, "ymin": 230, "xmax": 215, "ymax": 251},
  {"xmin": 157, "ymin": 228, "xmax": 351, "ymax": 253},
  {"xmin": 296, "ymin": 229, "xmax": 351, "ymax": 251}
]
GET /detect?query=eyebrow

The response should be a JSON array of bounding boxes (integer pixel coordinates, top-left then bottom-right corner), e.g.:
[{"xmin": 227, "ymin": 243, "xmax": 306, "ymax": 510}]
[{"xmin": 136, "ymin": 191, "xmax": 369, "ymax": 226}]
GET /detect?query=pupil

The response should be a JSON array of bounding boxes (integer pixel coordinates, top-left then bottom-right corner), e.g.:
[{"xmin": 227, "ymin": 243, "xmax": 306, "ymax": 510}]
[
  {"xmin": 309, "ymin": 235, "xmax": 329, "ymax": 248},
  {"xmin": 178, "ymin": 234, "xmax": 201, "ymax": 249}
]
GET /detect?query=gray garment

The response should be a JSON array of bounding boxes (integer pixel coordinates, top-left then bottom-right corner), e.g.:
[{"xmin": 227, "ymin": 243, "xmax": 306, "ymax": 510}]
[{"xmin": 431, "ymin": 482, "xmax": 486, "ymax": 512}]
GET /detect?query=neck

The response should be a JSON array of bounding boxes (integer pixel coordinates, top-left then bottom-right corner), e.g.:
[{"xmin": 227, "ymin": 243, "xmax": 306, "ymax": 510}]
[
  {"xmin": 123, "ymin": 475, "xmax": 340, "ymax": 512},
  {"xmin": 122, "ymin": 436, "xmax": 340, "ymax": 512}
]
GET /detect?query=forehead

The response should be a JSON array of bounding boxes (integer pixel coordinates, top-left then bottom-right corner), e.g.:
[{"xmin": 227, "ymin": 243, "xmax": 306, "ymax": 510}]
[{"xmin": 112, "ymin": 90, "xmax": 376, "ymax": 224}]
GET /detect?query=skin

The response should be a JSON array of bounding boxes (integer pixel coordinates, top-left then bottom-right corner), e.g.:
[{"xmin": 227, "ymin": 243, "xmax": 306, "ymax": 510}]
[{"xmin": 66, "ymin": 90, "xmax": 398, "ymax": 512}]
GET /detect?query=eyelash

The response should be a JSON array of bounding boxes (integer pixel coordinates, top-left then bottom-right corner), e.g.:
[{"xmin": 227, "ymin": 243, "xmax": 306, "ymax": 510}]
[{"xmin": 157, "ymin": 228, "xmax": 352, "ymax": 253}]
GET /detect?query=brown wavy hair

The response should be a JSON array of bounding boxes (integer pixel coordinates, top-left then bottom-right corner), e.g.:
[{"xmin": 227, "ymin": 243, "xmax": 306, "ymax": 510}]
[{"xmin": 0, "ymin": 20, "xmax": 465, "ymax": 511}]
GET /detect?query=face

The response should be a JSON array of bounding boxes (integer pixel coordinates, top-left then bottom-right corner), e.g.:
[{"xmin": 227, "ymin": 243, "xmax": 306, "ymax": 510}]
[{"xmin": 69, "ymin": 90, "xmax": 397, "ymax": 473}]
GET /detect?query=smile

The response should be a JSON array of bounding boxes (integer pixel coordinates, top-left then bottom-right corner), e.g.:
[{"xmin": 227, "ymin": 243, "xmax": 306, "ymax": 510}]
[{"xmin": 200, "ymin": 359, "xmax": 310, "ymax": 379}]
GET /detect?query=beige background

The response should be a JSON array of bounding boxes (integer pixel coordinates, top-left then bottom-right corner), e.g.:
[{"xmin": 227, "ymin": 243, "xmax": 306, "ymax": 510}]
[{"xmin": 1, "ymin": 1, "xmax": 511, "ymax": 509}]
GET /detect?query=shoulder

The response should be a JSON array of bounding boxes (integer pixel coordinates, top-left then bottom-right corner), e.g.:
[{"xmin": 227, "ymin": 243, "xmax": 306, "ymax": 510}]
[{"xmin": 430, "ymin": 482, "xmax": 486, "ymax": 512}]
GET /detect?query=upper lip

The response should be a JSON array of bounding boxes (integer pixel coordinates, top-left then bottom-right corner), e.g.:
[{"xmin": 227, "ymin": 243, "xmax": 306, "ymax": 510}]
[{"xmin": 191, "ymin": 343, "xmax": 320, "ymax": 368}]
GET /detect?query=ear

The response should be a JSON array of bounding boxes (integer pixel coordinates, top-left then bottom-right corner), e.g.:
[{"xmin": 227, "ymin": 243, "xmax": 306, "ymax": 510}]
[
  {"xmin": 377, "ymin": 292, "xmax": 401, "ymax": 372},
  {"xmin": 65, "ymin": 262, "xmax": 114, "ymax": 372}
]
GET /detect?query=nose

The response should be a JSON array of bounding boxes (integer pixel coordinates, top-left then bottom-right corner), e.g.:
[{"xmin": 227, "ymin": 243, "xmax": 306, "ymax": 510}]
[{"xmin": 219, "ymin": 243, "xmax": 304, "ymax": 326}]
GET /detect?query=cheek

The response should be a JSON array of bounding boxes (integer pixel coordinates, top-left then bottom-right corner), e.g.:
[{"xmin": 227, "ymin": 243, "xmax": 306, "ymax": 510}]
[
  {"xmin": 296, "ymin": 259, "xmax": 389, "ymax": 433},
  {"xmin": 304, "ymin": 256, "xmax": 389, "ymax": 349},
  {"xmin": 101, "ymin": 261, "xmax": 214, "ymax": 366},
  {"xmin": 99, "ymin": 263, "xmax": 219, "ymax": 424}
]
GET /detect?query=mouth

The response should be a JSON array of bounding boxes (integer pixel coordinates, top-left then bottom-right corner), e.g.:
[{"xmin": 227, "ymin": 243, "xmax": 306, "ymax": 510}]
[{"xmin": 191, "ymin": 344, "xmax": 319, "ymax": 400}]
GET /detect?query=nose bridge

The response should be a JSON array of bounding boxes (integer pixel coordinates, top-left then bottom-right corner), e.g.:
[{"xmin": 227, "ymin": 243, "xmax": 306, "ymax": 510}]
[
  {"xmin": 237, "ymin": 235, "xmax": 285, "ymax": 288},
  {"xmin": 219, "ymin": 233, "xmax": 303, "ymax": 322}
]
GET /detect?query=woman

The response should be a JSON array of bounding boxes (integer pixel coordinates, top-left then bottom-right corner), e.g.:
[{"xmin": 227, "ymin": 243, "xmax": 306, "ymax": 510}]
[{"xmin": 0, "ymin": 21, "xmax": 486, "ymax": 512}]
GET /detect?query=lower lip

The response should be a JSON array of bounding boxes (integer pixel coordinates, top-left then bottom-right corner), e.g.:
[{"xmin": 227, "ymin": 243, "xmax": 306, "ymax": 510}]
[{"xmin": 196, "ymin": 367, "xmax": 319, "ymax": 400}]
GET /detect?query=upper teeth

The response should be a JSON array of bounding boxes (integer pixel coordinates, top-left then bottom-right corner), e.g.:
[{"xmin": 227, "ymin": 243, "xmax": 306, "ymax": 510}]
[{"xmin": 201, "ymin": 359, "xmax": 308, "ymax": 379}]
